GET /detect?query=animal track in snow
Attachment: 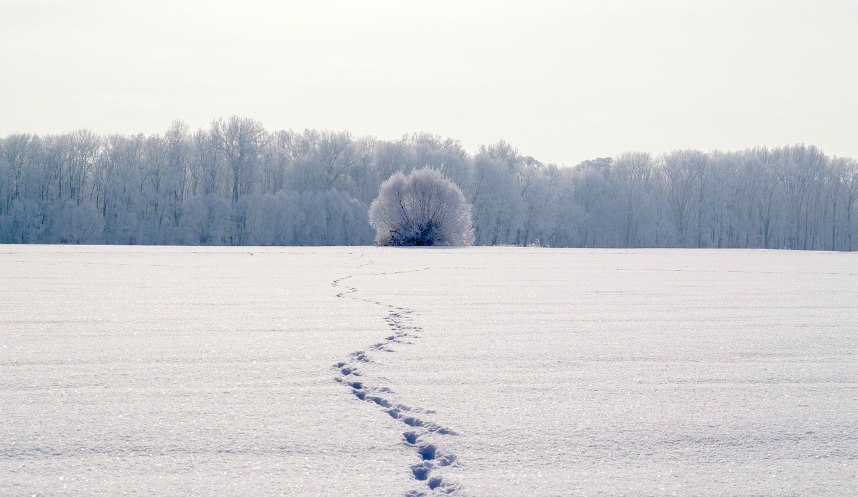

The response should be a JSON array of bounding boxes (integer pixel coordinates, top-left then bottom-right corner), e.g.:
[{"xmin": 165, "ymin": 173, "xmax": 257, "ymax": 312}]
[
  {"xmin": 331, "ymin": 261, "xmax": 461, "ymax": 495},
  {"xmin": 403, "ymin": 431, "xmax": 419, "ymax": 444},
  {"xmin": 418, "ymin": 444, "xmax": 437, "ymax": 461}
]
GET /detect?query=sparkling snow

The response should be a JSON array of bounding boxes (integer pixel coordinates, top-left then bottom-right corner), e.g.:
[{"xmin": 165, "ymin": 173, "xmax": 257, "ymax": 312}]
[{"xmin": 2, "ymin": 246, "xmax": 856, "ymax": 496}]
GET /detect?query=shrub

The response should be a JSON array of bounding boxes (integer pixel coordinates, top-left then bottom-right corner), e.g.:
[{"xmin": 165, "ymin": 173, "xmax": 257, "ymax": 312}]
[{"xmin": 369, "ymin": 168, "xmax": 474, "ymax": 246}]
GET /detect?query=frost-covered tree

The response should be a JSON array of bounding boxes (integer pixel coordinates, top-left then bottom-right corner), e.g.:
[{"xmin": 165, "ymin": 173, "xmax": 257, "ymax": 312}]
[
  {"xmin": 369, "ymin": 167, "xmax": 473, "ymax": 246},
  {"xmin": 470, "ymin": 142, "xmax": 525, "ymax": 245},
  {"xmin": 3, "ymin": 118, "xmax": 858, "ymax": 250}
]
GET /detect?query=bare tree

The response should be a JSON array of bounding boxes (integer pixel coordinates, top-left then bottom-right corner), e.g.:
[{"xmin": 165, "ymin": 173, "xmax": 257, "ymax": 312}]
[{"xmin": 211, "ymin": 116, "xmax": 266, "ymax": 203}]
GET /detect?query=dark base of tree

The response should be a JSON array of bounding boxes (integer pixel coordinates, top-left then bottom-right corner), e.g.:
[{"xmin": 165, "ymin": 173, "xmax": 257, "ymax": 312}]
[
  {"xmin": 386, "ymin": 239, "xmax": 437, "ymax": 247},
  {"xmin": 384, "ymin": 237, "xmax": 437, "ymax": 247},
  {"xmin": 380, "ymin": 223, "xmax": 441, "ymax": 248}
]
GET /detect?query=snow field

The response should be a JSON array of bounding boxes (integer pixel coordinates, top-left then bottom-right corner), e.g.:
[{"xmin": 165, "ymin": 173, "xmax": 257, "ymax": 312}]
[
  {"xmin": 347, "ymin": 248, "xmax": 858, "ymax": 496},
  {"xmin": 2, "ymin": 246, "xmax": 857, "ymax": 496},
  {"xmin": 1, "ymin": 247, "xmax": 415, "ymax": 495}
]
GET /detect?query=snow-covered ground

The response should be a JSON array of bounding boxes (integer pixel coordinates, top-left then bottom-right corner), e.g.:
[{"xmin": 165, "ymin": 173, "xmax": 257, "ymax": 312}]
[{"xmin": 2, "ymin": 246, "xmax": 856, "ymax": 496}]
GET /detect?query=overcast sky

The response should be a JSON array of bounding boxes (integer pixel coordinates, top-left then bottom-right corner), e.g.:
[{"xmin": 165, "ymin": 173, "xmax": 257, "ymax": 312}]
[{"xmin": 1, "ymin": 0, "xmax": 857, "ymax": 166}]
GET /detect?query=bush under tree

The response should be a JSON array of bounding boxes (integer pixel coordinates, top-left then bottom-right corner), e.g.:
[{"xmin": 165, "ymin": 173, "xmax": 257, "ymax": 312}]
[{"xmin": 369, "ymin": 168, "xmax": 474, "ymax": 246}]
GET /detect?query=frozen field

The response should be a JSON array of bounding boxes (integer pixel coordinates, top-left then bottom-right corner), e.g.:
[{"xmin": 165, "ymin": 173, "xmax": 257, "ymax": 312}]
[{"xmin": 2, "ymin": 246, "xmax": 856, "ymax": 496}]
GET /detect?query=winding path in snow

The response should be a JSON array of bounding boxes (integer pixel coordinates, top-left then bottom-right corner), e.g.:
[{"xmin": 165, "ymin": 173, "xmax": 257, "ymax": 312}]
[{"xmin": 332, "ymin": 255, "xmax": 462, "ymax": 496}]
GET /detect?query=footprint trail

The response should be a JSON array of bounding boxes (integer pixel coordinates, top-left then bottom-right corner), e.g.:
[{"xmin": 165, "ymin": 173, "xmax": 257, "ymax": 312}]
[{"xmin": 332, "ymin": 258, "xmax": 462, "ymax": 496}]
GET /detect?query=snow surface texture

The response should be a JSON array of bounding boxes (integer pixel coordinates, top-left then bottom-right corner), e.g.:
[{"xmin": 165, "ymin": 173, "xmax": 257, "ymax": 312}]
[{"xmin": 2, "ymin": 246, "xmax": 857, "ymax": 496}]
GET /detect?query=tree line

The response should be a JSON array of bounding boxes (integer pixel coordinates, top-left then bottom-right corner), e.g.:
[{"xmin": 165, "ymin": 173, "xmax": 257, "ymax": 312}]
[{"xmin": 1, "ymin": 116, "xmax": 856, "ymax": 250}]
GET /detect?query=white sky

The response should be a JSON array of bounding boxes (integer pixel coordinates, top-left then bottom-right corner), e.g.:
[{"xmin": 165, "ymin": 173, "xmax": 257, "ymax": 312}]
[{"xmin": 1, "ymin": 0, "xmax": 857, "ymax": 166}]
